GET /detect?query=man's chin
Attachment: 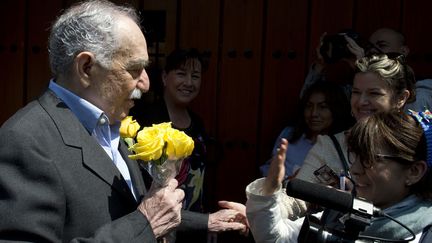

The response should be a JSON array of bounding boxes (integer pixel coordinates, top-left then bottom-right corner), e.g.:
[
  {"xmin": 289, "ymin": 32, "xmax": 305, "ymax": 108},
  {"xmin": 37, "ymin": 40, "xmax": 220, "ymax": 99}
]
[
  {"xmin": 127, "ymin": 100, "xmax": 135, "ymax": 108},
  {"xmin": 117, "ymin": 110, "xmax": 131, "ymax": 123}
]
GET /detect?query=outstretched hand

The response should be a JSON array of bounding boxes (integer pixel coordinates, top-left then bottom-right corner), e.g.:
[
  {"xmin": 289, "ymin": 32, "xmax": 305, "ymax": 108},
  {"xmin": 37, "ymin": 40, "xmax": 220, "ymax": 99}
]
[
  {"xmin": 263, "ymin": 138, "xmax": 288, "ymax": 195},
  {"xmin": 207, "ymin": 201, "xmax": 249, "ymax": 235}
]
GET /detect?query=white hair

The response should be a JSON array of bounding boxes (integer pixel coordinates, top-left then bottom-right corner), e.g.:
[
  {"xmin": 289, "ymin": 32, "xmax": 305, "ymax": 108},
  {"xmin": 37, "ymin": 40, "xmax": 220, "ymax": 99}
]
[{"xmin": 48, "ymin": 0, "xmax": 140, "ymax": 77}]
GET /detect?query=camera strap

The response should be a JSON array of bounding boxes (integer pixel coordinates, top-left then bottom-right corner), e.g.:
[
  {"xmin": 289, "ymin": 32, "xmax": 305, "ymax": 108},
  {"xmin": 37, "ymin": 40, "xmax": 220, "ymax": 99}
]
[{"xmin": 329, "ymin": 134, "xmax": 351, "ymax": 177}]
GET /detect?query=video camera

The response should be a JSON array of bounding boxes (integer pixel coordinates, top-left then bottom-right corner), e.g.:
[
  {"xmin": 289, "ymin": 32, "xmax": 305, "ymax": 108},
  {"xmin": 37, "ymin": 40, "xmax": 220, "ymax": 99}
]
[
  {"xmin": 286, "ymin": 179, "xmax": 414, "ymax": 243},
  {"xmin": 298, "ymin": 210, "xmax": 372, "ymax": 243}
]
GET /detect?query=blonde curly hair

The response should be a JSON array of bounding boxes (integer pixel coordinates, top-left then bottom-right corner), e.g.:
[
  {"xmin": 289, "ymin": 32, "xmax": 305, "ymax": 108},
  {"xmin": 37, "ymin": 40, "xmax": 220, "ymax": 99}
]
[{"xmin": 355, "ymin": 54, "xmax": 416, "ymax": 103}]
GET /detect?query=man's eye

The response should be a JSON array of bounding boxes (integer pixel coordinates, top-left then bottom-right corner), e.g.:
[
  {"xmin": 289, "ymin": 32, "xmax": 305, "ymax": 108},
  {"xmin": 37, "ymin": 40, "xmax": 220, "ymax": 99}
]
[
  {"xmin": 128, "ymin": 68, "xmax": 143, "ymax": 77},
  {"xmin": 378, "ymin": 44, "xmax": 388, "ymax": 49}
]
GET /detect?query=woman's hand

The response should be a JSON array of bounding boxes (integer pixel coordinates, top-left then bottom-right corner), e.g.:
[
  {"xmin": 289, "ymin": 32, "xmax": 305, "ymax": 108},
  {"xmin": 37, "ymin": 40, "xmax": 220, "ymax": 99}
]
[
  {"xmin": 216, "ymin": 201, "xmax": 250, "ymax": 235},
  {"xmin": 263, "ymin": 138, "xmax": 288, "ymax": 195}
]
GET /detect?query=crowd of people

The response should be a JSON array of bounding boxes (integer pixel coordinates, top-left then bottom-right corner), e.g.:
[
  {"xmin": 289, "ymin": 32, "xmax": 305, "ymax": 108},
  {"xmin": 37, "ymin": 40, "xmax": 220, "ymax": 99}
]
[{"xmin": 0, "ymin": 0, "xmax": 431, "ymax": 242}]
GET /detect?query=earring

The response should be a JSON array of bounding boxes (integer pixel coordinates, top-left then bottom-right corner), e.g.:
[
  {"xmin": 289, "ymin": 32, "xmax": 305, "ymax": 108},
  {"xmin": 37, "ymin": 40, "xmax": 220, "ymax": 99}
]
[{"xmin": 405, "ymin": 180, "xmax": 411, "ymax": 186}]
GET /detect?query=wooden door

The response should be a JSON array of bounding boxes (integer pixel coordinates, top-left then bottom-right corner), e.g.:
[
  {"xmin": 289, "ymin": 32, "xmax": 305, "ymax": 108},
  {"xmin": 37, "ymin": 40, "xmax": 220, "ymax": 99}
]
[
  {"xmin": 177, "ymin": 0, "xmax": 221, "ymax": 209},
  {"xmin": 257, "ymin": 0, "xmax": 309, "ymax": 171},
  {"xmin": 0, "ymin": 0, "xmax": 25, "ymax": 124},
  {"xmin": 354, "ymin": 0, "xmax": 402, "ymax": 38},
  {"xmin": 178, "ymin": 0, "xmax": 220, "ymax": 138},
  {"xmin": 215, "ymin": 0, "xmax": 264, "ymax": 204},
  {"xmin": 403, "ymin": 0, "xmax": 432, "ymax": 80},
  {"xmin": 26, "ymin": 1, "xmax": 63, "ymax": 102},
  {"xmin": 308, "ymin": 0, "xmax": 355, "ymax": 64}
]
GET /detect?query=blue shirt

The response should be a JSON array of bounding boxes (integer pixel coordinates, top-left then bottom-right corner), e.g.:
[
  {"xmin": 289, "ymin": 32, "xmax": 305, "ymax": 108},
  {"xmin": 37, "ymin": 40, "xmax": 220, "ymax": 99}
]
[{"xmin": 49, "ymin": 80, "xmax": 137, "ymax": 200}]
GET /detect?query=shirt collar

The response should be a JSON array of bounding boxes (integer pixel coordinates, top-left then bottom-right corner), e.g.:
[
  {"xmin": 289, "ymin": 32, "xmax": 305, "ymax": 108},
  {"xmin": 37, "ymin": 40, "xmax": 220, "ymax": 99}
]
[{"xmin": 48, "ymin": 79, "xmax": 109, "ymax": 132}]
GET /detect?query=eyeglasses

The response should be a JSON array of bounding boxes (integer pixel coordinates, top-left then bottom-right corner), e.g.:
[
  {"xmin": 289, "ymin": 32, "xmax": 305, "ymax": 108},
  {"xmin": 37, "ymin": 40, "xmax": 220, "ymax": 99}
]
[{"xmin": 348, "ymin": 150, "xmax": 411, "ymax": 169}]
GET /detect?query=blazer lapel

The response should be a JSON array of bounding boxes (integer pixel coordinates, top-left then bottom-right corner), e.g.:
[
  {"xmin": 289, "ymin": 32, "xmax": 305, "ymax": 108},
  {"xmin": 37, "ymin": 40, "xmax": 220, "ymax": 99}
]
[
  {"xmin": 39, "ymin": 90, "xmax": 137, "ymax": 204},
  {"xmin": 119, "ymin": 141, "xmax": 147, "ymax": 199}
]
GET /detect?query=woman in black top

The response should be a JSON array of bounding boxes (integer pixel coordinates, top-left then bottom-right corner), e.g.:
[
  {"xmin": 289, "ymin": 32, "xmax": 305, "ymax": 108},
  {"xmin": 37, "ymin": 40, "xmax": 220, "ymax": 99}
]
[{"xmin": 131, "ymin": 49, "xmax": 247, "ymax": 242}]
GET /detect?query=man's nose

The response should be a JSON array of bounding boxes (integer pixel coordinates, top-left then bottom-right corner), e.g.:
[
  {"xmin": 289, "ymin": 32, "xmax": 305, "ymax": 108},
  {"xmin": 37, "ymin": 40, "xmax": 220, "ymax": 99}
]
[{"xmin": 137, "ymin": 69, "xmax": 150, "ymax": 92}]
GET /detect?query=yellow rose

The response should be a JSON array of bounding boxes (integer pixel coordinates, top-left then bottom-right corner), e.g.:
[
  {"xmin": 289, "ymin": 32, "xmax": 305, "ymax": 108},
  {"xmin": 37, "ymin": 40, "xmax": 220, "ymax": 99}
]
[
  {"xmin": 152, "ymin": 122, "xmax": 172, "ymax": 130},
  {"xmin": 164, "ymin": 127, "xmax": 194, "ymax": 160},
  {"xmin": 129, "ymin": 126, "xmax": 165, "ymax": 161},
  {"xmin": 120, "ymin": 116, "xmax": 140, "ymax": 138}
]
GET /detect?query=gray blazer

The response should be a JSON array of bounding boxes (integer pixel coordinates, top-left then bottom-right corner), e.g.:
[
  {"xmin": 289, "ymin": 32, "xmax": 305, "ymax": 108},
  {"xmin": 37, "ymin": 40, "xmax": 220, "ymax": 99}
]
[{"xmin": 0, "ymin": 90, "xmax": 156, "ymax": 242}]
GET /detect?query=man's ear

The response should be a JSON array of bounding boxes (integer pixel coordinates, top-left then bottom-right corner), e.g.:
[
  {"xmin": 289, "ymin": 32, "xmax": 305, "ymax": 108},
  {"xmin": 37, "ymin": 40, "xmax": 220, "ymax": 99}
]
[
  {"xmin": 401, "ymin": 45, "xmax": 410, "ymax": 57},
  {"xmin": 75, "ymin": 52, "xmax": 96, "ymax": 88},
  {"xmin": 406, "ymin": 160, "xmax": 427, "ymax": 186}
]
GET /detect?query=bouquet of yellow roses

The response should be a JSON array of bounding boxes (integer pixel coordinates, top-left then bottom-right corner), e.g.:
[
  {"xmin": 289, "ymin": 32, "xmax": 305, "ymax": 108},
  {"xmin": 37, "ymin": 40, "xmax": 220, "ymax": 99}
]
[{"xmin": 120, "ymin": 116, "xmax": 194, "ymax": 187}]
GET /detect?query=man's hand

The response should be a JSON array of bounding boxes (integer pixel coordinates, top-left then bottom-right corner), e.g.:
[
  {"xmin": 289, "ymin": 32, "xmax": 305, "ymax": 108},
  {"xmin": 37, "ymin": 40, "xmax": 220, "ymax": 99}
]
[
  {"xmin": 207, "ymin": 201, "xmax": 248, "ymax": 234},
  {"xmin": 138, "ymin": 179, "xmax": 184, "ymax": 238},
  {"xmin": 263, "ymin": 138, "xmax": 288, "ymax": 195}
]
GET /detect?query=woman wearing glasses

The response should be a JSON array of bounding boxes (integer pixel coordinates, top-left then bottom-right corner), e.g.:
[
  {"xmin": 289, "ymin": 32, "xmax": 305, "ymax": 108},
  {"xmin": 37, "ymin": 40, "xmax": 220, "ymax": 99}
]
[
  {"xmin": 256, "ymin": 54, "xmax": 417, "ymax": 221},
  {"xmin": 246, "ymin": 110, "xmax": 432, "ymax": 242}
]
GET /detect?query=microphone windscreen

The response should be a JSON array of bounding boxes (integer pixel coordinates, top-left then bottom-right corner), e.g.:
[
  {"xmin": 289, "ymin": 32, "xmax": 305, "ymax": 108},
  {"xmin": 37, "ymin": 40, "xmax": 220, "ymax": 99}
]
[{"xmin": 286, "ymin": 178, "xmax": 353, "ymax": 213}]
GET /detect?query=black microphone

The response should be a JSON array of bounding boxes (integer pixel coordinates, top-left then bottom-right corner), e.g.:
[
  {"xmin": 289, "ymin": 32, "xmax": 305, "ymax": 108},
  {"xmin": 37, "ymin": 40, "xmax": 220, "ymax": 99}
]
[{"xmin": 286, "ymin": 178, "xmax": 381, "ymax": 217}]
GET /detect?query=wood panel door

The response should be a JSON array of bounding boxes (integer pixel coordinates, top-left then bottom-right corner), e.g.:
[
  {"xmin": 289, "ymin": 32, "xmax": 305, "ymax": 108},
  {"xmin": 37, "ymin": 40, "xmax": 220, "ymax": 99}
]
[
  {"xmin": 177, "ymin": 0, "xmax": 221, "ymax": 210},
  {"xmin": 26, "ymin": 1, "xmax": 63, "ymax": 103},
  {"xmin": 215, "ymin": 0, "xmax": 264, "ymax": 204},
  {"xmin": 354, "ymin": 0, "xmax": 402, "ymax": 38},
  {"xmin": 308, "ymin": 0, "xmax": 355, "ymax": 64},
  {"xmin": 178, "ymin": 0, "xmax": 220, "ymax": 138},
  {"xmin": 141, "ymin": 0, "xmax": 177, "ymax": 61},
  {"xmin": 403, "ymin": 0, "xmax": 432, "ymax": 80},
  {"xmin": 257, "ymin": 0, "xmax": 309, "ymax": 171},
  {"xmin": 0, "ymin": 0, "xmax": 25, "ymax": 125}
]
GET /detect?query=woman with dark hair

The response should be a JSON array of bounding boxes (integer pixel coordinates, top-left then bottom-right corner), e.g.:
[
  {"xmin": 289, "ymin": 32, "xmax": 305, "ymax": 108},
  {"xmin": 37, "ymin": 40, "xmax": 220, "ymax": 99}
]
[
  {"xmin": 134, "ymin": 48, "xmax": 206, "ymax": 211},
  {"xmin": 246, "ymin": 110, "xmax": 432, "ymax": 242},
  {"xmin": 260, "ymin": 82, "xmax": 354, "ymax": 178},
  {"xmin": 131, "ymin": 48, "xmax": 248, "ymax": 242}
]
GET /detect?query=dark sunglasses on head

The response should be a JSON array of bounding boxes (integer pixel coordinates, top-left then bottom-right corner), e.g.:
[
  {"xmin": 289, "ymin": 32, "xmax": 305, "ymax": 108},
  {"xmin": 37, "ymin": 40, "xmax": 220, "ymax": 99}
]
[{"xmin": 385, "ymin": 52, "xmax": 406, "ymax": 64}]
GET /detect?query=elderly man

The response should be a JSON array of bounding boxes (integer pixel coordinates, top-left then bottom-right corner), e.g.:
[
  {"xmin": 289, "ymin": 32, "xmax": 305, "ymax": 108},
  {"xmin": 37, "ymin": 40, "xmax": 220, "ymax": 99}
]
[
  {"xmin": 0, "ymin": 0, "xmax": 184, "ymax": 242},
  {"xmin": 0, "ymin": 1, "xmax": 248, "ymax": 242}
]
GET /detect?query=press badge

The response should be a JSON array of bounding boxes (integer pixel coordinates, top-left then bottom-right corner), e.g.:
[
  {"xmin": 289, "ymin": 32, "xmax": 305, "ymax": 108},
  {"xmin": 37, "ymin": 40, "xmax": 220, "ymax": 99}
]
[{"xmin": 313, "ymin": 164, "xmax": 339, "ymax": 187}]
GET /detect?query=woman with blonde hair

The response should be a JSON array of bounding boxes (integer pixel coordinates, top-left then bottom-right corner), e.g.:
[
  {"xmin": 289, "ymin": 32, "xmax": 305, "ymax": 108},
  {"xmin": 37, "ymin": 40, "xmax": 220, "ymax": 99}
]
[{"xmin": 296, "ymin": 53, "xmax": 415, "ymax": 185}]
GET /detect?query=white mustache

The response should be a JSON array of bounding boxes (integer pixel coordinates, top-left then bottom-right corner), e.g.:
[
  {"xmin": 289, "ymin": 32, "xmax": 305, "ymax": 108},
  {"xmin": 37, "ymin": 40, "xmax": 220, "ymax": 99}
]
[{"xmin": 129, "ymin": 88, "xmax": 142, "ymax": 99}]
